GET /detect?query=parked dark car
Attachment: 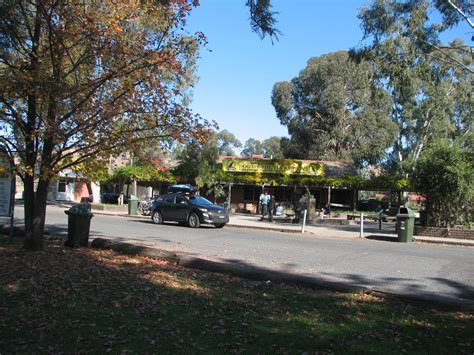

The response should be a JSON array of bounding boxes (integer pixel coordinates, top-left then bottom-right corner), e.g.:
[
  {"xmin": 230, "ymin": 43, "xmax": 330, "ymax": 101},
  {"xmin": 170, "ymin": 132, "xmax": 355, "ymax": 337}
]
[{"xmin": 150, "ymin": 193, "xmax": 229, "ymax": 228}]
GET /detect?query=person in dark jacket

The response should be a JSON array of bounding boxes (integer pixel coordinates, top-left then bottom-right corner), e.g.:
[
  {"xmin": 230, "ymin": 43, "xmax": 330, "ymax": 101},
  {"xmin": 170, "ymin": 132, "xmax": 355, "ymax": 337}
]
[{"xmin": 268, "ymin": 195, "xmax": 276, "ymax": 222}]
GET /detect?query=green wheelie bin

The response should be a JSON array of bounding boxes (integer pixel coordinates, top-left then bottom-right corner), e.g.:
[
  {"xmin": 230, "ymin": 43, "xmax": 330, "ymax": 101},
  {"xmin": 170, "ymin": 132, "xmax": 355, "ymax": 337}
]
[
  {"xmin": 128, "ymin": 196, "xmax": 139, "ymax": 216},
  {"xmin": 396, "ymin": 207, "xmax": 415, "ymax": 243}
]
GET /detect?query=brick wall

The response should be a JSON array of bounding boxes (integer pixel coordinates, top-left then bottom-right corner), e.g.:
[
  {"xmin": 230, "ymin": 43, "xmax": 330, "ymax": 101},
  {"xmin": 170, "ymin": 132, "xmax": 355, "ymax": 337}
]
[{"xmin": 414, "ymin": 226, "xmax": 474, "ymax": 240}]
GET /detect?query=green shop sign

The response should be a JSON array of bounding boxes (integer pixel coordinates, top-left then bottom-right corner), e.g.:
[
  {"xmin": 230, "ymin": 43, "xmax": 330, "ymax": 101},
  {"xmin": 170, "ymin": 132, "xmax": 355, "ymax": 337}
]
[{"xmin": 221, "ymin": 159, "xmax": 324, "ymax": 176}]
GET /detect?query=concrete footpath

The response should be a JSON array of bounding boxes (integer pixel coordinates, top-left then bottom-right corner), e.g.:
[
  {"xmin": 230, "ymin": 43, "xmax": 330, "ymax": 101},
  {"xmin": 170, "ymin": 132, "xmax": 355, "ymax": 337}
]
[
  {"xmin": 227, "ymin": 213, "xmax": 474, "ymax": 246},
  {"xmin": 85, "ymin": 204, "xmax": 474, "ymax": 247}
]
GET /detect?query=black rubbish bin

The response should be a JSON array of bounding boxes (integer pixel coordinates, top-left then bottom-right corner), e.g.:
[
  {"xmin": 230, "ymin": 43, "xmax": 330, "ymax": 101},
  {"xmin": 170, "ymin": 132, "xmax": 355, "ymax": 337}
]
[
  {"xmin": 396, "ymin": 207, "xmax": 415, "ymax": 243},
  {"xmin": 64, "ymin": 204, "xmax": 94, "ymax": 247}
]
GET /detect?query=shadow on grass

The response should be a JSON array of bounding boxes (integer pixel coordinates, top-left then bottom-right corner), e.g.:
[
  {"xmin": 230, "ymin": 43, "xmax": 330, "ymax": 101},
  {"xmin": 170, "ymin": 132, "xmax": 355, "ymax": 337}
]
[
  {"xmin": 1, "ymin": 236, "xmax": 473, "ymax": 353},
  {"xmin": 89, "ymin": 238, "xmax": 474, "ymax": 308}
]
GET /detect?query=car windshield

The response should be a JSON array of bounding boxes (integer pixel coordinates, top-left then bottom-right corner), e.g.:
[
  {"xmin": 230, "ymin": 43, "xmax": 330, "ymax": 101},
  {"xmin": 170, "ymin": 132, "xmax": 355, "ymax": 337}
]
[{"xmin": 188, "ymin": 195, "xmax": 213, "ymax": 205}]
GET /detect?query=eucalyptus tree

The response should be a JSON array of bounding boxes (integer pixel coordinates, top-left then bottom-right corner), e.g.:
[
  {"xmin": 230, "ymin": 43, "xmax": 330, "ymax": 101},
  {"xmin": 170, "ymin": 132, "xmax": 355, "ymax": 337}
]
[
  {"xmin": 215, "ymin": 129, "xmax": 242, "ymax": 156},
  {"xmin": 240, "ymin": 137, "xmax": 284, "ymax": 159},
  {"xmin": 241, "ymin": 138, "xmax": 264, "ymax": 157},
  {"xmin": 357, "ymin": 0, "xmax": 472, "ymax": 174},
  {"xmin": 173, "ymin": 130, "xmax": 241, "ymax": 188},
  {"xmin": 272, "ymin": 51, "xmax": 396, "ymax": 165},
  {"xmin": 262, "ymin": 136, "xmax": 284, "ymax": 159},
  {"xmin": 246, "ymin": 0, "xmax": 280, "ymax": 41}
]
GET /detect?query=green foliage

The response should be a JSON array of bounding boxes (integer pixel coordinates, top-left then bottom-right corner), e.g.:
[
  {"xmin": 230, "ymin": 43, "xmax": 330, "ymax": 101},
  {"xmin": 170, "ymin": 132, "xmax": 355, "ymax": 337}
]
[
  {"xmin": 240, "ymin": 136, "xmax": 284, "ymax": 159},
  {"xmin": 362, "ymin": 175, "xmax": 411, "ymax": 191},
  {"xmin": 215, "ymin": 130, "xmax": 242, "ymax": 156},
  {"xmin": 217, "ymin": 164, "xmax": 408, "ymax": 191},
  {"xmin": 206, "ymin": 184, "xmax": 227, "ymax": 199},
  {"xmin": 108, "ymin": 165, "xmax": 175, "ymax": 185},
  {"xmin": 246, "ymin": 0, "xmax": 281, "ymax": 41},
  {"xmin": 241, "ymin": 138, "xmax": 264, "ymax": 157},
  {"xmin": 410, "ymin": 140, "xmax": 473, "ymax": 227},
  {"xmin": 173, "ymin": 129, "xmax": 240, "ymax": 188},
  {"xmin": 272, "ymin": 51, "xmax": 396, "ymax": 165},
  {"xmin": 0, "ymin": 1, "xmax": 209, "ymax": 249},
  {"xmin": 112, "ymin": 166, "xmax": 148, "ymax": 182},
  {"xmin": 357, "ymin": 0, "xmax": 472, "ymax": 174},
  {"xmin": 262, "ymin": 136, "xmax": 284, "ymax": 159},
  {"xmin": 62, "ymin": 157, "xmax": 110, "ymax": 183}
]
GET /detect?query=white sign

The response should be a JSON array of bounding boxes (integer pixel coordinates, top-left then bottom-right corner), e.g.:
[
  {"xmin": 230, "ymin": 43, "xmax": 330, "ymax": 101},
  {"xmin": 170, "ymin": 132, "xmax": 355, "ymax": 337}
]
[{"xmin": 0, "ymin": 150, "xmax": 13, "ymax": 217}]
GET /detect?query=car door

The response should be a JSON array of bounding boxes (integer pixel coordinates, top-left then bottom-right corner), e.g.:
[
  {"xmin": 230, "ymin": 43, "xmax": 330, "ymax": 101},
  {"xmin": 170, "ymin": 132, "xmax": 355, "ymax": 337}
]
[
  {"xmin": 174, "ymin": 195, "xmax": 189, "ymax": 221},
  {"xmin": 161, "ymin": 194, "xmax": 176, "ymax": 220}
]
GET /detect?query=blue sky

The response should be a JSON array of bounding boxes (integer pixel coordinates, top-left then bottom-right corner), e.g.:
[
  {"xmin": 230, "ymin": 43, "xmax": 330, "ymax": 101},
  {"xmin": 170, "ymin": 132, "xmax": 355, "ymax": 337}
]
[
  {"xmin": 187, "ymin": 0, "xmax": 371, "ymax": 147},
  {"xmin": 187, "ymin": 0, "xmax": 469, "ymax": 149}
]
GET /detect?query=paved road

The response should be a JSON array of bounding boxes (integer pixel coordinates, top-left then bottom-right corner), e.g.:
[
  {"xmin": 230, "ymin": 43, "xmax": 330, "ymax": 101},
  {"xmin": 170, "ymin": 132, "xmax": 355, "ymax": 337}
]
[{"xmin": 15, "ymin": 204, "xmax": 474, "ymax": 307}]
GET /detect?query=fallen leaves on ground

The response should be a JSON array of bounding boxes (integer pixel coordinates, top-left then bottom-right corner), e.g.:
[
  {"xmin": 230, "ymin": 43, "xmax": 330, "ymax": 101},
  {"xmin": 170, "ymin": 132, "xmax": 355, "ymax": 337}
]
[{"xmin": 0, "ymin": 237, "xmax": 473, "ymax": 353}]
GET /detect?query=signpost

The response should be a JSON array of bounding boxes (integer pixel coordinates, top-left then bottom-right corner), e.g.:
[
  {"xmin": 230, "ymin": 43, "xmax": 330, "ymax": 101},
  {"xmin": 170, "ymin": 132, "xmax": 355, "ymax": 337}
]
[{"xmin": 0, "ymin": 148, "xmax": 15, "ymax": 243}]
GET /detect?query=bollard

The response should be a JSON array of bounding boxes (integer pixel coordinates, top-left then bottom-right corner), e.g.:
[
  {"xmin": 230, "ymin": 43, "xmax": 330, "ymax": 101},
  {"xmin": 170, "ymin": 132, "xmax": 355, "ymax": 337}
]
[
  {"xmin": 301, "ymin": 209, "xmax": 307, "ymax": 233},
  {"xmin": 360, "ymin": 213, "xmax": 364, "ymax": 238}
]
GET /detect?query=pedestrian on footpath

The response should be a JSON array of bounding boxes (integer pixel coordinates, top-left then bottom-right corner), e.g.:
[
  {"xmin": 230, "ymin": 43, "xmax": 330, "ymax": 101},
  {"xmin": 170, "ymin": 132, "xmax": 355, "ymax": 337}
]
[
  {"xmin": 258, "ymin": 191, "xmax": 265, "ymax": 214},
  {"xmin": 268, "ymin": 195, "xmax": 276, "ymax": 222},
  {"xmin": 261, "ymin": 191, "xmax": 270, "ymax": 219}
]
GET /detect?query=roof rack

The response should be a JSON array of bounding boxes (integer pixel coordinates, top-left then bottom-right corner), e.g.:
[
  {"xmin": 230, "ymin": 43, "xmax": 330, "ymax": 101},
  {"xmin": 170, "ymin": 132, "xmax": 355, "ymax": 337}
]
[{"xmin": 167, "ymin": 184, "xmax": 197, "ymax": 194}]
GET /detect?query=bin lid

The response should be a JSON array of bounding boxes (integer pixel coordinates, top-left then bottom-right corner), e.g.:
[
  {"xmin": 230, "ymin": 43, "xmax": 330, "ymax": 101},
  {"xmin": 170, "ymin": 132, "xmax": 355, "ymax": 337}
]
[
  {"xmin": 64, "ymin": 203, "xmax": 93, "ymax": 216},
  {"xmin": 396, "ymin": 207, "xmax": 416, "ymax": 218}
]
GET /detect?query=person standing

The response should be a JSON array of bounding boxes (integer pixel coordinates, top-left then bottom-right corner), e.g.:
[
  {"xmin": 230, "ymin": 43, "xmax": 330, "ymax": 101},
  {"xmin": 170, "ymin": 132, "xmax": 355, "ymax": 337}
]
[
  {"xmin": 268, "ymin": 195, "xmax": 276, "ymax": 222},
  {"xmin": 258, "ymin": 191, "xmax": 265, "ymax": 214},
  {"xmin": 261, "ymin": 191, "xmax": 269, "ymax": 218},
  {"xmin": 324, "ymin": 204, "xmax": 331, "ymax": 218}
]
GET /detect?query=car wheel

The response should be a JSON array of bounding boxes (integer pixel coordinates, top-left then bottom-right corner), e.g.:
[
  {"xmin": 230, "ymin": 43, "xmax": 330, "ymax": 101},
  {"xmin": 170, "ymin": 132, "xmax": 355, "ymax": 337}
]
[
  {"xmin": 152, "ymin": 210, "xmax": 163, "ymax": 224},
  {"xmin": 188, "ymin": 213, "xmax": 200, "ymax": 228},
  {"xmin": 215, "ymin": 223, "xmax": 226, "ymax": 228}
]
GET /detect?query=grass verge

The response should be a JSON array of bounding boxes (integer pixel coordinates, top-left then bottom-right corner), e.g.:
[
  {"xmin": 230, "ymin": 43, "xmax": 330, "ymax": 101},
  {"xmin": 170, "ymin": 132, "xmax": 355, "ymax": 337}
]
[{"xmin": 0, "ymin": 236, "xmax": 472, "ymax": 353}]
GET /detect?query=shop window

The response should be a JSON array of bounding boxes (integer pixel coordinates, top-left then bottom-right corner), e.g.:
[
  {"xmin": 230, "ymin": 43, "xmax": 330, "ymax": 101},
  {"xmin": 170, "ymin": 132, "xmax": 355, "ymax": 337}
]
[
  {"xmin": 273, "ymin": 189, "xmax": 285, "ymax": 202},
  {"xmin": 273, "ymin": 188, "xmax": 292, "ymax": 203},
  {"xmin": 58, "ymin": 180, "xmax": 67, "ymax": 193},
  {"xmin": 243, "ymin": 185, "xmax": 259, "ymax": 201}
]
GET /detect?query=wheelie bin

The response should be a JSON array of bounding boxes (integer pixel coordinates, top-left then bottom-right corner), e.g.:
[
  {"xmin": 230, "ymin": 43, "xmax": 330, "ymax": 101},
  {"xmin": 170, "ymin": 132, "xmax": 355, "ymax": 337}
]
[
  {"xmin": 396, "ymin": 207, "xmax": 415, "ymax": 243},
  {"xmin": 128, "ymin": 196, "xmax": 139, "ymax": 215},
  {"xmin": 64, "ymin": 204, "xmax": 94, "ymax": 247}
]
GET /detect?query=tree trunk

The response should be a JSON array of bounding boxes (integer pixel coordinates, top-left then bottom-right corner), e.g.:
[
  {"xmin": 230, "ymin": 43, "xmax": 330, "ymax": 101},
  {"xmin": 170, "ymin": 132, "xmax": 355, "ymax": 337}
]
[
  {"xmin": 34, "ymin": 180, "xmax": 49, "ymax": 245},
  {"xmin": 23, "ymin": 178, "xmax": 50, "ymax": 251},
  {"xmin": 22, "ymin": 174, "xmax": 36, "ymax": 249},
  {"xmin": 22, "ymin": 1, "xmax": 43, "ymax": 251}
]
